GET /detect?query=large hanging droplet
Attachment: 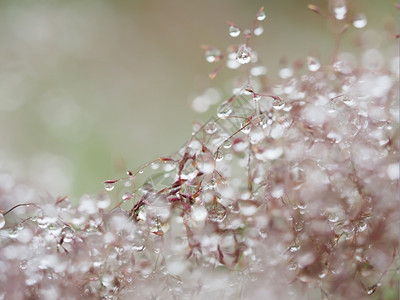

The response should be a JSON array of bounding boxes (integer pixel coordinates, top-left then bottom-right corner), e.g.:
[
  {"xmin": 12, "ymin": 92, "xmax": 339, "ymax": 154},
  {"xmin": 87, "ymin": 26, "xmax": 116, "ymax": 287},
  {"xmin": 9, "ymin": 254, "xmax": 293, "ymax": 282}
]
[
  {"xmin": 236, "ymin": 44, "xmax": 251, "ymax": 64},
  {"xmin": 206, "ymin": 202, "xmax": 227, "ymax": 223}
]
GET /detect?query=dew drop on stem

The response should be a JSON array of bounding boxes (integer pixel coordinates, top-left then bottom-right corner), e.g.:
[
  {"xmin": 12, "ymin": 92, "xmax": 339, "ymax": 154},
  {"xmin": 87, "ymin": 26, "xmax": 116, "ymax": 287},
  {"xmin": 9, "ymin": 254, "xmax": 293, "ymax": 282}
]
[
  {"xmin": 241, "ymin": 120, "xmax": 251, "ymax": 134},
  {"xmin": 205, "ymin": 121, "xmax": 218, "ymax": 134},
  {"xmin": 104, "ymin": 181, "xmax": 115, "ymax": 191},
  {"xmin": 0, "ymin": 213, "xmax": 5, "ymax": 229},
  {"xmin": 236, "ymin": 44, "xmax": 251, "ymax": 64},
  {"xmin": 329, "ymin": 0, "xmax": 347, "ymax": 20},
  {"xmin": 205, "ymin": 48, "xmax": 221, "ymax": 63},
  {"xmin": 272, "ymin": 98, "xmax": 285, "ymax": 110},
  {"xmin": 214, "ymin": 151, "xmax": 224, "ymax": 162},
  {"xmin": 122, "ymin": 192, "xmax": 132, "ymax": 201},
  {"xmin": 328, "ymin": 212, "xmax": 339, "ymax": 223},
  {"xmin": 217, "ymin": 101, "xmax": 233, "ymax": 119},
  {"xmin": 229, "ymin": 25, "xmax": 240, "ymax": 37},
  {"xmin": 206, "ymin": 202, "xmax": 226, "ymax": 223},
  {"xmin": 307, "ymin": 56, "xmax": 321, "ymax": 72},
  {"xmin": 257, "ymin": 10, "xmax": 266, "ymax": 21},
  {"xmin": 223, "ymin": 140, "xmax": 232, "ymax": 149},
  {"xmin": 367, "ymin": 284, "xmax": 377, "ymax": 295},
  {"xmin": 353, "ymin": 13, "xmax": 367, "ymax": 29}
]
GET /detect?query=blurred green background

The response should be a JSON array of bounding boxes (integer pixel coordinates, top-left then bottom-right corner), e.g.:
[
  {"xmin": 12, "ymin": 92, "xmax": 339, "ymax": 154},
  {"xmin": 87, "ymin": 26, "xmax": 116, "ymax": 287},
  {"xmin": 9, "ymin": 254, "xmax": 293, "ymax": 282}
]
[{"xmin": 0, "ymin": 0, "xmax": 395, "ymax": 199}]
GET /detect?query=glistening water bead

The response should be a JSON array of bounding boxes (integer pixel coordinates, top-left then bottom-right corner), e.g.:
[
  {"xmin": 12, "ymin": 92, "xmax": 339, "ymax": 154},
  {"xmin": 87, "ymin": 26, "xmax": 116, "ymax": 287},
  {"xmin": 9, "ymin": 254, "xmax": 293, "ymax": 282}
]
[
  {"xmin": 229, "ymin": 25, "xmax": 240, "ymax": 37},
  {"xmin": 272, "ymin": 98, "xmax": 285, "ymax": 110},
  {"xmin": 104, "ymin": 182, "xmax": 115, "ymax": 191},
  {"xmin": 217, "ymin": 102, "xmax": 233, "ymax": 118},
  {"xmin": 236, "ymin": 45, "xmax": 251, "ymax": 64},
  {"xmin": 307, "ymin": 56, "xmax": 321, "ymax": 72},
  {"xmin": 205, "ymin": 49, "xmax": 221, "ymax": 63},
  {"xmin": 0, "ymin": 213, "xmax": 5, "ymax": 229},
  {"xmin": 206, "ymin": 202, "xmax": 226, "ymax": 223},
  {"xmin": 257, "ymin": 10, "xmax": 266, "ymax": 21},
  {"xmin": 330, "ymin": 0, "xmax": 347, "ymax": 20},
  {"xmin": 205, "ymin": 121, "xmax": 218, "ymax": 134},
  {"xmin": 353, "ymin": 13, "xmax": 367, "ymax": 29}
]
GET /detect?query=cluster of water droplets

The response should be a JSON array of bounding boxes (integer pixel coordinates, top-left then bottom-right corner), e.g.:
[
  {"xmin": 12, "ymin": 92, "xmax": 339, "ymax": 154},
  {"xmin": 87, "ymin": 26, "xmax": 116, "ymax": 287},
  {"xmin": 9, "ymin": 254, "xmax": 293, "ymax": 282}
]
[{"xmin": 0, "ymin": 4, "xmax": 398, "ymax": 300}]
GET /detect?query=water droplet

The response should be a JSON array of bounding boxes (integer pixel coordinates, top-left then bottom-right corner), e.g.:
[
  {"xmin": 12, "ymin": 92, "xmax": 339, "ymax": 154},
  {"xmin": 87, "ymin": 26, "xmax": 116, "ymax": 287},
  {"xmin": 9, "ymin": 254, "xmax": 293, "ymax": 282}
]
[
  {"xmin": 206, "ymin": 202, "xmax": 226, "ymax": 223},
  {"xmin": 342, "ymin": 96, "xmax": 355, "ymax": 106},
  {"xmin": 358, "ymin": 221, "xmax": 367, "ymax": 232},
  {"xmin": 214, "ymin": 151, "xmax": 224, "ymax": 162},
  {"xmin": 328, "ymin": 212, "xmax": 339, "ymax": 223},
  {"xmin": 353, "ymin": 13, "xmax": 367, "ymax": 28},
  {"xmin": 253, "ymin": 25, "xmax": 264, "ymax": 36},
  {"xmin": 294, "ymin": 222, "xmax": 303, "ymax": 232},
  {"xmin": 104, "ymin": 181, "xmax": 115, "ymax": 191},
  {"xmin": 205, "ymin": 48, "xmax": 221, "ymax": 63},
  {"xmin": 217, "ymin": 101, "xmax": 233, "ymax": 119},
  {"xmin": 206, "ymin": 178, "xmax": 217, "ymax": 189},
  {"xmin": 367, "ymin": 284, "xmax": 377, "ymax": 295},
  {"xmin": 229, "ymin": 25, "xmax": 240, "ymax": 37},
  {"xmin": 223, "ymin": 140, "xmax": 232, "ymax": 149},
  {"xmin": 138, "ymin": 170, "xmax": 144, "ymax": 174},
  {"xmin": 307, "ymin": 56, "xmax": 321, "ymax": 72},
  {"xmin": 205, "ymin": 121, "xmax": 218, "ymax": 134},
  {"xmin": 330, "ymin": 0, "xmax": 347, "ymax": 20},
  {"xmin": 241, "ymin": 120, "xmax": 251, "ymax": 134},
  {"xmin": 236, "ymin": 44, "xmax": 251, "ymax": 64},
  {"xmin": 319, "ymin": 268, "xmax": 328, "ymax": 279},
  {"xmin": 289, "ymin": 245, "xmax": 300, "ymax": 252},
  {"xmin": 19, "ymin": 259, "xmax": 28, "ymax": 270},
  {"xmin": 122, "ymin": 192, "xmax": 132, "ymax": 200},
  {"xmin": 272, "ymin": 98, "xmax": 285, "ymax": 110},
  {"xmin": 257, "ymin": 11, "xmax": 266, "ymax": 21},
  {"xmin": 62, "ymin": 226, "xmax": 74, "ymax": 243},
  {"xmin": 0, "ymin": 213, "xmax": 5, "ymax": 229}
]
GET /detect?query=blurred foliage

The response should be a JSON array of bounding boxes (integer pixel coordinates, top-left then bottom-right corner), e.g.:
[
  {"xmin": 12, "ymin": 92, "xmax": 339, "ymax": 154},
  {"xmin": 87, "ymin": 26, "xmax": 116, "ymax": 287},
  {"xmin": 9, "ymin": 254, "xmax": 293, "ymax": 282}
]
[{"xmin": 0, "ymin": 0, "xmax": 396, "ymax": 200}]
